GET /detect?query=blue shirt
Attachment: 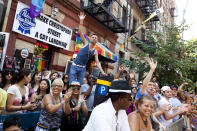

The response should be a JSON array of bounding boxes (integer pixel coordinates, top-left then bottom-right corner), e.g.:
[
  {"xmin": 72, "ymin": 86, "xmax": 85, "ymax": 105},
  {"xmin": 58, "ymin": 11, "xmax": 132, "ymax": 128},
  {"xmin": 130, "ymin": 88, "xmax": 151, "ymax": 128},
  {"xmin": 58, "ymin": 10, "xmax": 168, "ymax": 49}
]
[
  {"xmin": 81, "ymin": 84, "xmax": 96, "ymax": 111},
  {"xmin": 74, "ymin": 44, "xmax": 95, "ymax": 66},
  {"xmin": 135, "ymin": 89, "xmax": 147, "ymax": 100},
  {"xmin": 170, "ymin": 97, "xmax": 182, "ymax": 122}
]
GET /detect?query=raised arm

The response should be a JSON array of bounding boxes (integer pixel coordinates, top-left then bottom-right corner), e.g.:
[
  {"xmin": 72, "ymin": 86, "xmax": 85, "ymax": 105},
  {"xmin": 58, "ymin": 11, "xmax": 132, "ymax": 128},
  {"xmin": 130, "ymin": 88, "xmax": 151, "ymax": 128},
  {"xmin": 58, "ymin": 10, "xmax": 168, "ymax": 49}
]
[
  {"xmin": 84, "ymin": 81, "xmax": 94, "ymax": 99},
  {"xmin": 140, "ymin": 57, "xmax": 157, "ymax": 94},
  {"xmin": 63, "ymin": 91, "xmax": 72, "ymax": 115},
  {"xmin": 81, "ymin": 95, "xmax": 88, "ymax": 116},
  {"xmin": 178, "ymin": 82, "xmax": 188, "ymax": 91},
  {"xmin": 114, "ymin": 65, "xmax": 125, "ymax": 80},
  {"xmin": 78, "ymin": 12, "xmax": 88, "ymax": 46}
]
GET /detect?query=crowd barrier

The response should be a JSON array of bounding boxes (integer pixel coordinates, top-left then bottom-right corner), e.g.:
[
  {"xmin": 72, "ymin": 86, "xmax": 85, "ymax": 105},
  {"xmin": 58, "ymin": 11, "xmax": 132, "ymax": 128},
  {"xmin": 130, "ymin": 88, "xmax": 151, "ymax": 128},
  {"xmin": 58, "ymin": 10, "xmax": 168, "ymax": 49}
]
[
  {"xmin": 0, "ymin": 112, "xmax": 40, "ymax": 130},
  {"xmin": 166, "ymin": 117, "xmax": 185, "ymax": 131}
]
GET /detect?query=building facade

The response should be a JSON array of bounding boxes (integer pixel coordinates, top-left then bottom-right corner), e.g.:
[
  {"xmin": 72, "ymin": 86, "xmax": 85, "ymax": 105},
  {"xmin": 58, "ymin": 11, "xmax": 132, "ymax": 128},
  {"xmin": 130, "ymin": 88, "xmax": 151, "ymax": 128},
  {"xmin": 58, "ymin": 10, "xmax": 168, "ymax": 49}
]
[
  {"xmin": 0, "ymin": 0, "xmax": 122, "ymax": 74},
  {"xmin": 114, "ymin": 0, "xmax": 176, "ymax": 76},
  {"xmin": 0, "ymin": 0, "xmax": 176, "ymax": 76}
]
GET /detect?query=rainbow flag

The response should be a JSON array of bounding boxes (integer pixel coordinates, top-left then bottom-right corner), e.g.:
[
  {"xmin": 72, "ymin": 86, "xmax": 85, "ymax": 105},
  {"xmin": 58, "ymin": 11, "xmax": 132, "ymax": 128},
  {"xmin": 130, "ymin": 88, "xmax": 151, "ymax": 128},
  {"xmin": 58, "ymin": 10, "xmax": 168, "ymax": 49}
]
[
  {"xmin": 30, "ymin": 0, "xmax": 45, "ymax": 18},
  {"xmin": 75, "ymin": 34, "xmax": 117, "ymax": 62}
]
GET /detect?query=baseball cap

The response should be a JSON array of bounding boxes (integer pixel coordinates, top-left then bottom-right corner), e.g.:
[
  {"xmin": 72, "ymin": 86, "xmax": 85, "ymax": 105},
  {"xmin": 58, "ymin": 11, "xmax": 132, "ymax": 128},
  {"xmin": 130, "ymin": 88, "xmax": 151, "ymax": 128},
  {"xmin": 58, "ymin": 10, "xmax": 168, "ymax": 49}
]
[
  {"xmin": 161, "ymin": 86, "xmax": 171, "ymax": 93},
  {"xmin": 70, "ymin": 81, "xmax": 81, "ymax": 86}
]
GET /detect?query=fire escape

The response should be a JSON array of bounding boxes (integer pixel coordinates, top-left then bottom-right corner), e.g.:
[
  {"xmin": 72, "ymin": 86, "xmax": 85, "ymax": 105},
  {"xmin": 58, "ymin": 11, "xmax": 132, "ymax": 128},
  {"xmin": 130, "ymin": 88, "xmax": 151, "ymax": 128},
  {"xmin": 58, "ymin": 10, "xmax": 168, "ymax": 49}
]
[
  {"xmin": 133, "ymin": 0, "xmax": 159, "ymax": 51},
  {"xmin": 135, "ymin": 0, "xmax": 159, "ymax": 30},
  {"xmin": 80, "ymin": 0, "xmax": 130, "ymax": 33}
]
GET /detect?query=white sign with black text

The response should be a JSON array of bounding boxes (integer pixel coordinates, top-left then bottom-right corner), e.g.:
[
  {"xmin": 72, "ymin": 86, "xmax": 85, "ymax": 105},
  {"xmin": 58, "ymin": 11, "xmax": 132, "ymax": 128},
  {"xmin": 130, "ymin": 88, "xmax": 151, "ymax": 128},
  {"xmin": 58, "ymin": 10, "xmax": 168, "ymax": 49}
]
[{"xmin": 12, "ymin": 2, "xmax": 72, "ymax": 50}]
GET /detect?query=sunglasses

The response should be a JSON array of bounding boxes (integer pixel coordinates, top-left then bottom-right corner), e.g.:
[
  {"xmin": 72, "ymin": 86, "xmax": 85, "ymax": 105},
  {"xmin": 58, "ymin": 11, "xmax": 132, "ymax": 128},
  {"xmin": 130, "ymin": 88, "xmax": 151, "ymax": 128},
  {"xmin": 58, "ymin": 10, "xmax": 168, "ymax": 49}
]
[
  {"xmin": 52, "ymin": 84, "xmax": 62, "ymax": 88},
  {"xmin": 72, "ymin": 86, "xmax": 80, "ymax": 90},
  {"xmin": 5, "ymin": 72, "xmax": 14, "ymax": 75}
]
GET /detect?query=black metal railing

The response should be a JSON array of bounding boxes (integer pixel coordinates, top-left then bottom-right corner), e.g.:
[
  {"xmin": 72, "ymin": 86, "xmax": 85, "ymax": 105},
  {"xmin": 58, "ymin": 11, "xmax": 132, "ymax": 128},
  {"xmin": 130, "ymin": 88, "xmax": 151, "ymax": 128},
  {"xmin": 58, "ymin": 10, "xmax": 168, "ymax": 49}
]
[
  {"xmin": 135, "ymin": 0, "xmax": 159, "ymax": 21},
  {"xmin": 80, "ymin": 0, "xmax": 129, "ymax": 33}
]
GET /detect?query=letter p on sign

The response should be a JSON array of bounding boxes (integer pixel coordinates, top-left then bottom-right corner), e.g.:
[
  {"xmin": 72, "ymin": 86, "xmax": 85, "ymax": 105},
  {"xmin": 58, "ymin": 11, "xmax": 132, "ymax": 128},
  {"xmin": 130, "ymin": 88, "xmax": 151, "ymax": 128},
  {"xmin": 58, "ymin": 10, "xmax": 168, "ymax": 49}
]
[{"xmin": 98, "ymin": 85, "xmax": 107, "ymax": 96}]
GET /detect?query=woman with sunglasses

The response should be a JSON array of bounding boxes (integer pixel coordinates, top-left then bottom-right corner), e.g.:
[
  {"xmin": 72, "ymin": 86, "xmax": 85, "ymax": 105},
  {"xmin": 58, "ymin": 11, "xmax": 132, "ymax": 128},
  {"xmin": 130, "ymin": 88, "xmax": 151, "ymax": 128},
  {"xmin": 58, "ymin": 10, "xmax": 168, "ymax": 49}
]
[
  {"xmin": 6, "ymin": 69, "xmax": 33, "ymax": 114},
  {"xmin": 61, "ymin": 81, "xmax": 88, "ymax": 131},
  {"xmin": 62, "ymin": 74, "xmax": 69, "ymax": 94},
  {"xmin": 128, "ymin": 96, "xmax": 154, "ymax": 131},
  {"xmin": 30, "ymin": 79, "xmax": 50, "ymax": 111},
  {"xmin": 35, "ymin": 78, "xmax": 72, "ymax": 131},
  {"xmin": 1, "ymin": 68, "xmax": 15, "ymax": 91}
]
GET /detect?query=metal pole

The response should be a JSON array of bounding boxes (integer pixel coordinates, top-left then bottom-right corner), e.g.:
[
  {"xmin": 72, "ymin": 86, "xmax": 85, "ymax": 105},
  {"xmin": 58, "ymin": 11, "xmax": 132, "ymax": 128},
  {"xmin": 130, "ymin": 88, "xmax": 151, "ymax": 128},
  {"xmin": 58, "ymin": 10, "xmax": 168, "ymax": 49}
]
[
  {"xmin": 2, "ymin": 0, "xmax": 12, "ymax": 32},
  {"xmin": 126, "ymin": 0, "xmax": 132, "ymax": 52}
]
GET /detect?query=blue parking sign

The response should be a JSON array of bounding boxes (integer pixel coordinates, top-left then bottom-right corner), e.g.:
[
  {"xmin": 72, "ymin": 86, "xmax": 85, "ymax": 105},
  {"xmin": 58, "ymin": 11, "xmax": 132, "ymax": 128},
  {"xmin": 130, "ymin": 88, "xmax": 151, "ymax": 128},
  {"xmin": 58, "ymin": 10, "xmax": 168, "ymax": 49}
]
[{"xmin": 98, "ymin": 85, "xmax": 107, "ymax": 95}]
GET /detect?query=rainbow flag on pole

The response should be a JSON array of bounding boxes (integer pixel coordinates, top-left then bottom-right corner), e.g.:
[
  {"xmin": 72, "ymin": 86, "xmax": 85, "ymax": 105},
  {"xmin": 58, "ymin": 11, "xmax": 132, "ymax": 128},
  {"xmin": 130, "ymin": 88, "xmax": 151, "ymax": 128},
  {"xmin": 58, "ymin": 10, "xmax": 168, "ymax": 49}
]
[
  {"xmin": 75, "ymin": 34, "xmax": 117, "ymax": 62},
  {"xmin": 30, "ymin": 0, "xmax": 45, "ymax": 18}
]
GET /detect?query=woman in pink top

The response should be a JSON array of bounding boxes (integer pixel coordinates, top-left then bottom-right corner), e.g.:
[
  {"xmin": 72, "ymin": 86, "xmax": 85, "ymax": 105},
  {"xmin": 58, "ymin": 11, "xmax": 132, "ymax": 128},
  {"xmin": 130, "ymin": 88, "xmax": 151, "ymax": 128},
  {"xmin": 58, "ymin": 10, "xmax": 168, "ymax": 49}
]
[
  {"xmin": 6, "ymin": 69, "xmax": 34, "ymax": 114},
  {"xmin": 29, "ymin": 71, "xmax": 42, "ymax": 98}
]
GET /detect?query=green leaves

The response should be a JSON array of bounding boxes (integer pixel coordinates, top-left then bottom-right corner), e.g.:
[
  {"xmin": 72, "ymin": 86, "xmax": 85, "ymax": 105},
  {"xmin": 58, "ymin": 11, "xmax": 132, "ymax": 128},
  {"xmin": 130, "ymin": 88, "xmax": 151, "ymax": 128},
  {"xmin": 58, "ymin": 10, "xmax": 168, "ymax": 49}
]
[{"xmin": 120, "ymin": 24, "xmax": 197, "ymax": 90}]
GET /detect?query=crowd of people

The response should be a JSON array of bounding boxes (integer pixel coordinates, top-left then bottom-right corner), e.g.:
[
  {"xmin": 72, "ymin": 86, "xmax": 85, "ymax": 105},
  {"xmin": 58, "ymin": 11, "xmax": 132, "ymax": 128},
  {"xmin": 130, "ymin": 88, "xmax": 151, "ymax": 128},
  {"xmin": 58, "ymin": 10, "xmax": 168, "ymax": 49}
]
[
  {"xmin": 0, "ymin": 11, "xmax": 197, "ymax": 131},
  {"xmin": 0, "ymin": 57, "xmax": 196, "ymax": 131}
]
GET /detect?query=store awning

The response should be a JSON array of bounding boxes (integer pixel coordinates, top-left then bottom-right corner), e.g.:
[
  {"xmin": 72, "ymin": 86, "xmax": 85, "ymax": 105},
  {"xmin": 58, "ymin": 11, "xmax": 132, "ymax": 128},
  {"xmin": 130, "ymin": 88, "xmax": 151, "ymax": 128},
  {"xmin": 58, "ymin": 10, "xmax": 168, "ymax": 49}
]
[{"xmin": 75, "ymin": 34, "xmax": 117, "ymax": 63}]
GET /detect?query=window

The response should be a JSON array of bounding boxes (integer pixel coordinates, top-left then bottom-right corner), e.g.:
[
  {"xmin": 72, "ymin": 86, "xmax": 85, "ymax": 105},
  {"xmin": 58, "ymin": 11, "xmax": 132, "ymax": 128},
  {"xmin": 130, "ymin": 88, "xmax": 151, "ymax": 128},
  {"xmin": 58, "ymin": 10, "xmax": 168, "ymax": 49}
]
[
  {"xmin": 0, "ymin": 0, "xmax": 6, "ymax": 31},
  {"xmin": 34, "ymin": 40, "xmax": 52, "ymax": 71},
  {"xmin": 132, "ymin": 18, "xmax": 137, "ymax": 33},
  {"xmin": 122, "ymin": 7, "xmax": 127, "ymax": 26}
]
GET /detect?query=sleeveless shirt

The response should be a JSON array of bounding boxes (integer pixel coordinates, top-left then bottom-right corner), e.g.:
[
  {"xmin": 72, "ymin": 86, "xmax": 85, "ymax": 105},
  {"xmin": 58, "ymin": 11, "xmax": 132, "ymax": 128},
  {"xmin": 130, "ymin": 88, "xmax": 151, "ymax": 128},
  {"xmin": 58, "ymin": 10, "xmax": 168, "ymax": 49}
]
[
  {"xmin": 74, "ymin": 44, "xmax": 95, "ymax": 66},
  {"xmin": 38, "ymin": 95, "xmax": 63, "ymax": 129}
]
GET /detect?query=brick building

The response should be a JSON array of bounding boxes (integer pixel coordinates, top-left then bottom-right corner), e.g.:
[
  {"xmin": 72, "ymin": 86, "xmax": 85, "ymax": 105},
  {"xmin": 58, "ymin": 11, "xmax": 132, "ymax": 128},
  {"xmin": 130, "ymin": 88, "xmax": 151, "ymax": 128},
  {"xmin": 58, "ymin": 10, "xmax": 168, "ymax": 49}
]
[
  {"xmin": 0, "ymin": 0, "xmax": 176, "ymax": 75},
  {"xmin": 114, "ymin": 0, "xmax": 176, "ymax": 76},
  {"xmin": 0, "ymin": 0, "xmax": 127, "ymax": 74}
]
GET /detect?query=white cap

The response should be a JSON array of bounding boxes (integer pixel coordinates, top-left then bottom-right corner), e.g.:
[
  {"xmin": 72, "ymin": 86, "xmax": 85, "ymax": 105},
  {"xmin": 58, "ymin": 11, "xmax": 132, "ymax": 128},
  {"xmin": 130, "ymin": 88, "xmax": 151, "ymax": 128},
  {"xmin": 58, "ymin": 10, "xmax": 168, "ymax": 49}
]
[{"xmin": 161, "ymin": 86, "xmax": 171, "ymax": 93}]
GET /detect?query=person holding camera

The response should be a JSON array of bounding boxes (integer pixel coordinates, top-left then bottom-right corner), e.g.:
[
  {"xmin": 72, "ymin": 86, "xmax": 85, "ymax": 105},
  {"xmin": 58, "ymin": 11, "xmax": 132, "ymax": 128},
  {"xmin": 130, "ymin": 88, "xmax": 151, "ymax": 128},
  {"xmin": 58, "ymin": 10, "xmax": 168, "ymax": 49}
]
[
  {"xmin": 61, "ymin": 81, "xmax": 88, "ymax": 131},
  {"xmin": 81, "ymin": 75, "xmax": 97, "ymax": 124},
  {"xmin": 158, "ymin": 86, "xmax": 188, "ymax": 129}
]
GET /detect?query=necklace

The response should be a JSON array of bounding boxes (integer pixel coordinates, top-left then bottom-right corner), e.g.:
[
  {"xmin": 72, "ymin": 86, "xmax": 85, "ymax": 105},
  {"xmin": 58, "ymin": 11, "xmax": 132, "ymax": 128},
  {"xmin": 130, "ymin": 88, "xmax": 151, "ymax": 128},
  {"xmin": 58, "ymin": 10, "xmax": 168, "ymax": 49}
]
[
  {"xmin": 54, "ymin": 98, "xmax": 60, "ymax": 104},
  {"xmin": 140, "ymin": 114, "xmax": 148, "ymax": 127},
  {"xmin": 143, "ymin": 119, "xmax": 148, "ymax": 127}
]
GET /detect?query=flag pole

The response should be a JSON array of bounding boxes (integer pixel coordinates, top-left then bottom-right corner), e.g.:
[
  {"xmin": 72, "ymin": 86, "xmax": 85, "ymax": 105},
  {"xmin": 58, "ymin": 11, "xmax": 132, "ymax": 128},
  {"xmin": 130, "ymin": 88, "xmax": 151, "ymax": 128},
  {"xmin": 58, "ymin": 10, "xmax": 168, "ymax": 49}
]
[{"xmin": 119, "ymin": 8, "xmax": 164, "ymax": 50}]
